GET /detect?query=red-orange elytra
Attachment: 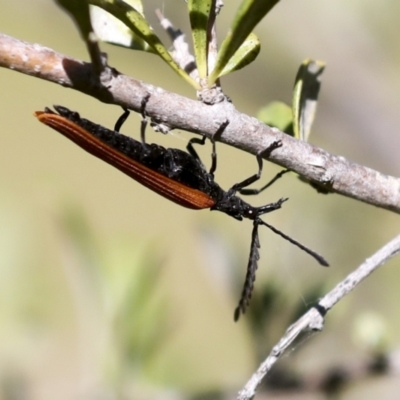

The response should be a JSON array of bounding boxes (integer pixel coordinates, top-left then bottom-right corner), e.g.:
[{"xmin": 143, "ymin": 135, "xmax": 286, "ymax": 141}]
[{"xmin": 35, "ymin": 110, "xmax": 216, "ymax": 210}]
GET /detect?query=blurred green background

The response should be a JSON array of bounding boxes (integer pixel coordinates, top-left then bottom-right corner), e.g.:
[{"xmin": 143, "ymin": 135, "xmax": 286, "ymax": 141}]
[{"xmin": 1, "ymin": 1, "xmax": 400, "ymax": 399}]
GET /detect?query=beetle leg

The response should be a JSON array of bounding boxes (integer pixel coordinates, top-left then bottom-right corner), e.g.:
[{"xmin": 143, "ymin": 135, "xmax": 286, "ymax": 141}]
[
  {"xmin": 230, "ymin": 140, "xmax": 284, "ymax": 195},
  {"xmin": 114, "ymin": 108, "xmax": 130, "ymax": 132}
]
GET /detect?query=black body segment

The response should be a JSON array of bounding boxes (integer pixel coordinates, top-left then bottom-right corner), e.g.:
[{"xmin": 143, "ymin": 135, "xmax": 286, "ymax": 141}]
[{"xmin": 35, "ymin": 105, "xmax": 329, "ymax": 321}]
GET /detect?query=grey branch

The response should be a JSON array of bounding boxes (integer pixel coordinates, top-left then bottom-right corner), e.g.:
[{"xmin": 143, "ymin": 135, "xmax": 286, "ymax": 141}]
[
  {"xmin": 1, "ymin": 33, "xmax": 400, "ymax": 213},
  {"xmin": 237, "ymin": 234, "xmax": 400, "ymax": 400}
]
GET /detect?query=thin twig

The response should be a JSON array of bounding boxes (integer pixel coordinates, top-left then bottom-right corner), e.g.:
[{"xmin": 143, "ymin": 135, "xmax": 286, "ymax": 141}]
[
  {"xmin": 195, "ymin": 0, "xmax": 226, "ymax": 105},
  {"xmin": 155, "ymin": 9, "xmax": 198, "ymax": 80},
  {"xmin": 237, "ymin": 234, "xmax": 400, "ymax": 400},
  {"xmin": 56, "ymin": 0, "xmax": 106, "ymax": 75},
  {"xmin": 1, "ymin": 33, "xmax": 400, "ymax": 213},
  {"xmin": 85, "ymin": 31, "xmax": 107, "ymax": 76}
]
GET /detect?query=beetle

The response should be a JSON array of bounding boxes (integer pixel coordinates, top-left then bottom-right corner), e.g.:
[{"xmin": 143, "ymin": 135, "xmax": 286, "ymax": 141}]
[{"xmin": 35, "ymin": 102, "xmax": 328, "ymax": 321}]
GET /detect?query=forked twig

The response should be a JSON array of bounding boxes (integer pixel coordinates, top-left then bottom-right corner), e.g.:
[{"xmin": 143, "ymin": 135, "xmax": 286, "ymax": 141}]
[{"xmin": 238, "ymin": 234, "xmax": 400, "ymax": 400}]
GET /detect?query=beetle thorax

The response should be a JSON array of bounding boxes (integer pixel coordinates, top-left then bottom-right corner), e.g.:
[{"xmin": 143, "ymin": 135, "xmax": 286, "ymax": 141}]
[{"xmin": 211, "ymin": 192, "xmax": 258, "ymax": 221}]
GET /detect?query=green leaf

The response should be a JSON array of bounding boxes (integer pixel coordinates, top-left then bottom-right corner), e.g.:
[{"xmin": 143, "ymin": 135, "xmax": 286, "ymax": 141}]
[
  {"xmin": 292, "ymin": 59, "xmax": 325, "ymax": 141},
  {"xmin": 219, "ymin": 33, "xmax": 260, "ymax": 77},
  {"xmin": 188, "ymin": 0, "xmax": 213, "ymax": 78},
  {"xmin": 257, "ymin": 101, "xmax": 292, "ymax": 133},
  {"xmin": 90, "ymin": 1, "xmax": 154, "ymax": 52},
  {"xmin": 209, "ymin": 0, "xmax": 280, "ymax": 84},
  {"xmin": 291, "ymin": 60, "xmax": 330, "ymax": 192},
  {"xmin": 88, "ymin": 0, "xmax": 200, "ymax": 89},
  {"xmin": 102, "ymin": 238, "xmax": 169, "ymax": 369}
]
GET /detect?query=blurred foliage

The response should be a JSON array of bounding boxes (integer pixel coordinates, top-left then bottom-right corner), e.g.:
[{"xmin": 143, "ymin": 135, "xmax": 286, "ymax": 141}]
[
  {"xmin": 0, "ymin": 190, "xmax": 174, "ymax": 398},
  {"xmin": 58, "ymin": 203, "xmax": 171, "ymax": 386},
  {"xmin": 257, "ymin": 100, "xmax": 293, "ymax": 133}
]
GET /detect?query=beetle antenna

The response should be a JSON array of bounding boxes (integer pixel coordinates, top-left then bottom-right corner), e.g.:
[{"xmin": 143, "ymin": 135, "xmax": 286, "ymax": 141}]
[
  {"xmin": 234, "ymin": 217, "xmax": 329, "ymax": 321},
  {"xmin": 258, "ymin": 219, "xmax": 329, "ymax": 266},
  {"xmin": 234, "ymin": 219, "xmax": 261, "ymax": 321}
]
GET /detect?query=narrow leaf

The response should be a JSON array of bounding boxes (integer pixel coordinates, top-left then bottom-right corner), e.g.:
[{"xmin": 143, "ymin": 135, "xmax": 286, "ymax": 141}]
[
  {"xmin": 188, "ymin": 0, "xmax": 213, "ymax": 78},
  {"xmin": 292, "ymin": 59, "xmax": 325, "ymax": 141},
  {"xmin": 219, "ymin": 33, "xmax": 260, "ymax": 77},
  {"xmin": 209, "ymin": 0, "xmax": 280, "ymax": 84},
  {"xmin": 90, "ymin": 1, "xmax": 154, "ymax": 52},
  {"xmin": 88, "ymin": 0, "xmax": 200, "ymax": 89},
  {"xmin": 257, "ymin": 101, "xmax": 292, "ymax": 133}
]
